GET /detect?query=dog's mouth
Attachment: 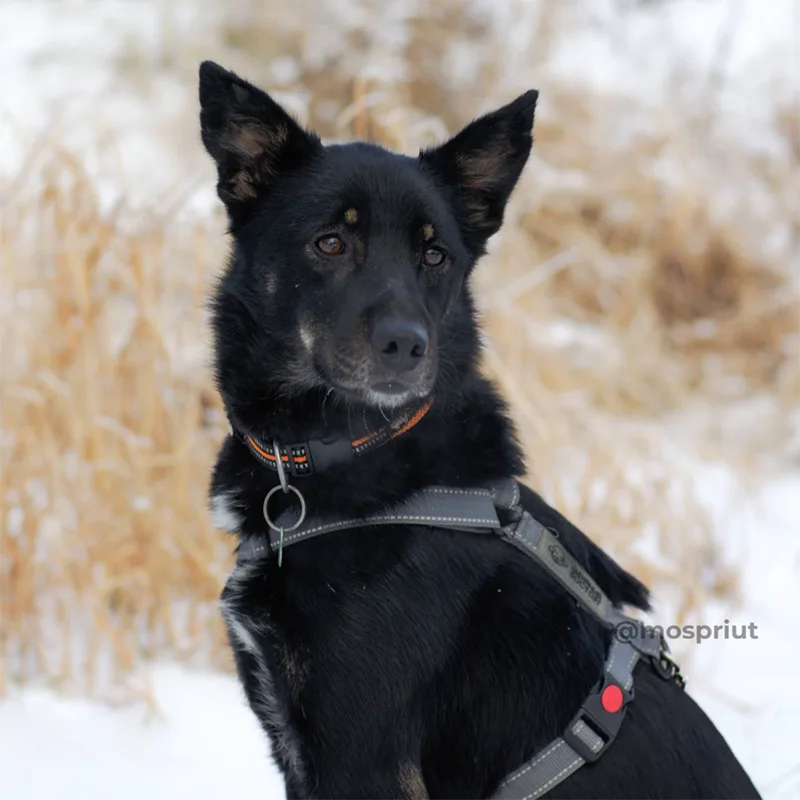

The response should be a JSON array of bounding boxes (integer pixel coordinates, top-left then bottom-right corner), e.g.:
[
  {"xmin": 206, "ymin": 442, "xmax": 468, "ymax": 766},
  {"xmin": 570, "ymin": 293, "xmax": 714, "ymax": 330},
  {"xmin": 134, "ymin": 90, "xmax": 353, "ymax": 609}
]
[
  {"xmin": 329, "ymin": 375, "xmax": 433, "ymax": 410},
  {"xmin": 319, "ymin": 360, "xmax": 436, "ymax": 410},
  {"xmin": 363, "ymin": 379, "xmax": 425, "ymax": 409}
]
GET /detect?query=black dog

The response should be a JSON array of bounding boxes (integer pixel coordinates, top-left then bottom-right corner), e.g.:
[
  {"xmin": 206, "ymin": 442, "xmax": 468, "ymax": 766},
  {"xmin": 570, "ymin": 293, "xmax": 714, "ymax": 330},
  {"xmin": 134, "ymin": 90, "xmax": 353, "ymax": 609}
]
[{"xmin": 200, "ymin": 60, "xmax": 760, "ymax": 799}]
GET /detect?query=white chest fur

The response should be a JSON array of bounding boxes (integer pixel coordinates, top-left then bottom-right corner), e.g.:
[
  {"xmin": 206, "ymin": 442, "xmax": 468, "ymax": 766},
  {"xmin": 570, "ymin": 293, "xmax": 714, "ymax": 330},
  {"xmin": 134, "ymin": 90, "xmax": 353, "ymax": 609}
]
[{"xmin": 220, "ymin": 563, "xmax": 307, "ymax": 790}]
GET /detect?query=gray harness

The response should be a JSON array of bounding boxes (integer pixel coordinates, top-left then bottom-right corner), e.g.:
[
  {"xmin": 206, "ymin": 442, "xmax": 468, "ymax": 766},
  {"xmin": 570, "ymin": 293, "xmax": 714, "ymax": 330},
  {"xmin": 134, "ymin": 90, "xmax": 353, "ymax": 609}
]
[{"xmin": 237, "ymin": 479, "xmax": 684, "ymax": 799}]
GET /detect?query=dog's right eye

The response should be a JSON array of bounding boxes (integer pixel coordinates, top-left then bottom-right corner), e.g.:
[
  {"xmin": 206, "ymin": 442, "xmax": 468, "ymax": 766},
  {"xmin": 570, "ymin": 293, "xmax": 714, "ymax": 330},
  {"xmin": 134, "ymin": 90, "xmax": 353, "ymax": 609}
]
[{"xmin": 315, "ymin": 235, "xmax": 345, "ymax": 256}]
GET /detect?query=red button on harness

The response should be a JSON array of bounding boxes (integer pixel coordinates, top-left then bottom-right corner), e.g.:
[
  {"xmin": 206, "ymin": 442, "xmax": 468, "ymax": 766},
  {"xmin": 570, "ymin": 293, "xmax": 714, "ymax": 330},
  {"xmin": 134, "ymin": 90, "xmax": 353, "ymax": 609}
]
[
  {"xmin": 563, "ymin": 678, "xmax": 632, "ymax": 763},
  {"xmin": 601, "ymin": 684, "xmax": 624, "ymax": 713}
]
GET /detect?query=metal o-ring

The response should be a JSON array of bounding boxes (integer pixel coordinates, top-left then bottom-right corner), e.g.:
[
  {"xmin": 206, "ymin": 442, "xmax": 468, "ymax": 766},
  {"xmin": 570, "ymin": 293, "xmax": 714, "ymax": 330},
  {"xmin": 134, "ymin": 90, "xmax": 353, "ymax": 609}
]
[{"xmin": 262, "ymin": 484, "xmax": 307, "ymax": 534}]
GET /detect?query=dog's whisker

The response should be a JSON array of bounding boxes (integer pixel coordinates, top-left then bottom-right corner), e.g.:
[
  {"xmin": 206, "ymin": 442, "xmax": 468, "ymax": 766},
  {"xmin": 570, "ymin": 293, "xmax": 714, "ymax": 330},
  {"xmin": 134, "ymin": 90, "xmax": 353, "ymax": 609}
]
[{"xmin": 321, "ymin": 387, "xmax": 334, "ymax": 426}]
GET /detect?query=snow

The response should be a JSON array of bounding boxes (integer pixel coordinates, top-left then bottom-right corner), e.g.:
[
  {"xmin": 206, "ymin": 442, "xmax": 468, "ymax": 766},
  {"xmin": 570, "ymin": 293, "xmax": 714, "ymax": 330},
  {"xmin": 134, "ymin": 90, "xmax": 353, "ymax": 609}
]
[{"xmin": 0, "ymin": 665, "xmax": 284, "ymax": 800}]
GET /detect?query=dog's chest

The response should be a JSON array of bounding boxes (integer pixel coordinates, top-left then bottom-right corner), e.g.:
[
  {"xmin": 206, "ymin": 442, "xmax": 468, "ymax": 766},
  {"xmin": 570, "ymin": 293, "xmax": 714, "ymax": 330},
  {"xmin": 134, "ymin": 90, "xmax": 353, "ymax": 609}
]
[{"xmin": 220, "ymin": 562, "xmax": 309, "ymax": 786}]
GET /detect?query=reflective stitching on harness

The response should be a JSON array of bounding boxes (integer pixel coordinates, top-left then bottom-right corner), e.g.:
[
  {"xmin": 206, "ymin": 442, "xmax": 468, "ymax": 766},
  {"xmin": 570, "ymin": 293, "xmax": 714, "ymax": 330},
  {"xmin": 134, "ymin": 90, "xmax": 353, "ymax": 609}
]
[
  {"xmin": 606, "ymin": 639, "xmax": 623, "ymax": 675},
  {"xmin": 237, "ymin": 511, "xmax": 500, "ymax": 560},
  {"xmin": 524, "ymin": 756, "xmax": 582, "ymax": 800},
  {"xmin": 424, "ymin": 487, "xmax": 493, "ymax": 496},
  {"xmin": 279, "ymin": 514, "xmax": 494, "ymax": 547},
  {"xmin": 490, "ymin": 480, "xmax": 520, "ymax": 509},
  {"xmin": 237, "ymin": 489, "xmax": 499, "ymax": 560},
  {"xmin": 498, "ymin": 740, "xmax": 566, "ymax": 788},
  {"xmin": 572, "ymin": 720, "xmax": 603, "ymax": 753},
  {"xmin": 606, "ymin": 639, "xmax": 640, "ymax": 691},
  {"xmin": 624, "ymin": 647, "xmax": 638, "ymax": 691}
]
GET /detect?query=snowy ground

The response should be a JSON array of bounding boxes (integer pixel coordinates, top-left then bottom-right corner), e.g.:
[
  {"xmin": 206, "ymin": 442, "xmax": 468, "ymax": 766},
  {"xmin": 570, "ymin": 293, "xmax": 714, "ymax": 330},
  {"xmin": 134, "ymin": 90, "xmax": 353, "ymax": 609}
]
[
  {"xmin": 0, "ymin": 665, "xmax": 283, "ymax": 800},
  {"xmin": 2, "ymin": 471, "xmax": 798, "ymax": 799}
]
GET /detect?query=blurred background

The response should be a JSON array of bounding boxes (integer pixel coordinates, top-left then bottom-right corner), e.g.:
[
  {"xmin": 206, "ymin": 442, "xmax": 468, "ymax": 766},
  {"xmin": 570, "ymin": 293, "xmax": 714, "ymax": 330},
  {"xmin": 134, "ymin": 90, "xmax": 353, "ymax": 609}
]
[{"xmin": 0, "ymin": 0, "xmax": 797, "ymax": 797}]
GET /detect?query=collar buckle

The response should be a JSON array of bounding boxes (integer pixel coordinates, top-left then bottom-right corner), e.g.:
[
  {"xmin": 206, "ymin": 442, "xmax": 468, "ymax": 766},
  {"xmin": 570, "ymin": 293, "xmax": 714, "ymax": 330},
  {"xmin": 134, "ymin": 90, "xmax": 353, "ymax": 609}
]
[{"xmin": 306, "ymin": 436, "xmax": 356, "ymax": 473}]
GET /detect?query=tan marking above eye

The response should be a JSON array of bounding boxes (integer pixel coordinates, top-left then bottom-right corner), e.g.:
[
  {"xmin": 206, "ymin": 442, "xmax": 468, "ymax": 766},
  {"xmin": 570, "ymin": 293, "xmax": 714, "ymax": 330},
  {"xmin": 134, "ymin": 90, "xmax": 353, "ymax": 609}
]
[
  {"xmin": 421, "ymin": 223, "xmax": 435, "ymax": 241},
  {"xmin": 316, "ymin": 234, "xmax": 345, "ymax": 255},
  {"xmin": 344, "ymin": 207, "xmax": 358, "ymax": 225}
]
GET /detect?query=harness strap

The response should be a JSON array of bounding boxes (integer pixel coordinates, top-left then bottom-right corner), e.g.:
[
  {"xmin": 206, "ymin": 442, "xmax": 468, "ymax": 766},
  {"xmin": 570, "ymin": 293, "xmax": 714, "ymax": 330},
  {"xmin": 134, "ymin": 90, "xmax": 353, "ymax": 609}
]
[
  {"xmin": 234, "ymin": 478, "xmax": 681, "ymax": 799},
  {"xmin": 498, "ymin": 507, "xmax": 614, "ymax": 624},
  {"xmin": 236, "ymin": 484, "xmax": 503, "ymax": 562},
  {"xmin": 493, "ymin": 628, "xmax": 664, "ymax": 800}
]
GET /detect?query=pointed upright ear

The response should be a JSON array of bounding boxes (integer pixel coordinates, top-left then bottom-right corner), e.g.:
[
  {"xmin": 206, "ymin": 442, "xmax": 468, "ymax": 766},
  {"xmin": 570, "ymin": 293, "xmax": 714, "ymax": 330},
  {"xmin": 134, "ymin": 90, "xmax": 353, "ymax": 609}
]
[
  {"xmin": 420, "ymin": 90, "xmax": 538, "ymax": 245},
  {"xmin": 198, "ymin": 61, "xmax": 321, "ymax": 216}
]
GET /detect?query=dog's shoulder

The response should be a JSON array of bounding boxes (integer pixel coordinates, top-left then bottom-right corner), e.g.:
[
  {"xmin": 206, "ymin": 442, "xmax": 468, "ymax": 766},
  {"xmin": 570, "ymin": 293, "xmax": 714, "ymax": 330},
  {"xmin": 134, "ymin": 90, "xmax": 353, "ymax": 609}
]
[{"xmin": 518, "ymin": 482, "xmax": 650, "ymax": 611}]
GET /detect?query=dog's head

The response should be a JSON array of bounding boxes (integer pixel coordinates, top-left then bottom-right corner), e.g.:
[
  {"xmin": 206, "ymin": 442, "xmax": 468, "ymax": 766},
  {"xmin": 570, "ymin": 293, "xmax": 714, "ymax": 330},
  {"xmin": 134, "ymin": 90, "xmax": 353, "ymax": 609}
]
[{"xmin": 200, "ymin": 61, "xmax": 536, "ymax": 418}]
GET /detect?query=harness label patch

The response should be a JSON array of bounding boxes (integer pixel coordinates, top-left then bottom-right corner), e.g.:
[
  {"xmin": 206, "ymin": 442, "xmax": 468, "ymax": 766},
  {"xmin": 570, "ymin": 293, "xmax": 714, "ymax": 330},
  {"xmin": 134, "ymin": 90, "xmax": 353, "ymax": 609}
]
[
  {"xmin": 514, "ymin": 517, "xmax": 609, "ymax": 616},
  {"xmin": 548, "ymin": 543, "xmax": 568, "ymax": 567},
  {"xmin": 568, "ymin": 565, "xmax": 602, "ymax": 606},
  {"xmin": 540, "ymin": 528, "xmax": 604, "ymax": 608}
]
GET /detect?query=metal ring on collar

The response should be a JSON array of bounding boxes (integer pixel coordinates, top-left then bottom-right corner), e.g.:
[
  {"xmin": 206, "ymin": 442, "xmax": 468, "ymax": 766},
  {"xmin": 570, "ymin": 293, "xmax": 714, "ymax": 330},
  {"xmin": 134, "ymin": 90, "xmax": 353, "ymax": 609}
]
[{"xmin": 263, "ymin": 484, "xmax": 307, "ymax": 534}]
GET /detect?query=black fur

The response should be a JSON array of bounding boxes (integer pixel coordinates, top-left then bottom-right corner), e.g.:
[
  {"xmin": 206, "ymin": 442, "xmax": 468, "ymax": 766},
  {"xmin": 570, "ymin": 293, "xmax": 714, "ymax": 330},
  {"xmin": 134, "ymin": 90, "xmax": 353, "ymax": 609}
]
[{"xmin": 200, "ymin": 60, "xmax": 760, "ymax": 799}]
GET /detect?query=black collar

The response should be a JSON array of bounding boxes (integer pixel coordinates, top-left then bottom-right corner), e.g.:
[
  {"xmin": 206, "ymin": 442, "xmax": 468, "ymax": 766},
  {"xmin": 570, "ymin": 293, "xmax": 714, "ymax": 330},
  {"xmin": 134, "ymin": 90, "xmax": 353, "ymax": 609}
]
[{"xmin": 233, "ymin": 396, "xmax": 434, "ymax": 477}]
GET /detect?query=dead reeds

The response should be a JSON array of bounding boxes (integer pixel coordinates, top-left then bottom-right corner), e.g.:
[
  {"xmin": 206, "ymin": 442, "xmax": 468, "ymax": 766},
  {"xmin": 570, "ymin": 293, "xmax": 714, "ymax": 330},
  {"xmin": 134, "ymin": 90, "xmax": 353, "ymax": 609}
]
[{"xmin": 0, "ymin": 153, "xmax": 233, "ymax": 699}]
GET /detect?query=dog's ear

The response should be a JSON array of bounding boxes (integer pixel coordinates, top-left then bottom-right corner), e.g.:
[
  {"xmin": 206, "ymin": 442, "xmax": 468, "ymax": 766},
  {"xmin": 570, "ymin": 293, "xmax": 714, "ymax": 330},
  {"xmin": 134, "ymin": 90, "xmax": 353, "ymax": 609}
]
[
  {"xmin": 199, "ymin": 61, "xmax": 321, "ymax": 216},
  {"xmin": 420, "ymin": 90, "xmax": 538, "ymax": 244}
]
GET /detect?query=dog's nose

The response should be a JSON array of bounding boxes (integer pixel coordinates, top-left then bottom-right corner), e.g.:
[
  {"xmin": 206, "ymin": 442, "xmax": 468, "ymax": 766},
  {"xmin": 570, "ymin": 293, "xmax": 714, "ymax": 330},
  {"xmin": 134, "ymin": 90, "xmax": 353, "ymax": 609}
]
[{"xmin": 371, "ymin": 318, "xmax": 429, "ymax": 373}]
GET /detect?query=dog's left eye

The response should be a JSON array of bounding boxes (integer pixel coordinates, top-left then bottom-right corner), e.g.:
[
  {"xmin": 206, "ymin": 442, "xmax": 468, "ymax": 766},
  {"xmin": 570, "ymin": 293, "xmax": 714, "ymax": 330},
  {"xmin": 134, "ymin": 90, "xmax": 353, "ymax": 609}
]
[
  {"xmin": 423, "ymin": 247, "xmax": 446, "ymax": 267},
  {"xmin": 316, "ymin": 235, "xmax": 345, "ymax": 255}
]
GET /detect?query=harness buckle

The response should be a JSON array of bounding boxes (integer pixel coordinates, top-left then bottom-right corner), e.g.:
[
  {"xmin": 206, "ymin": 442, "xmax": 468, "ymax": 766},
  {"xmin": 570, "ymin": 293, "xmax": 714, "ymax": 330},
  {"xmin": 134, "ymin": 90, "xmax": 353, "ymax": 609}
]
[{"xmin": 562, "ymin": 676, "xmax": 633, "ymax": 763}]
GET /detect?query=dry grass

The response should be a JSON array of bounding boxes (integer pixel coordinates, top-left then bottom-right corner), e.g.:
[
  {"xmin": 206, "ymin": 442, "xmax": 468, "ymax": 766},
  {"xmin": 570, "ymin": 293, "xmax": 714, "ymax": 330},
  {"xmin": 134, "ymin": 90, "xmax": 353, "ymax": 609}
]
[
  {"xmin": 1, "ymin": 0, "xmax": 797, "ymax": 699},
  {"xmin": 0, "ymin": 154, "xmax": 232, "ymax": 700}
]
